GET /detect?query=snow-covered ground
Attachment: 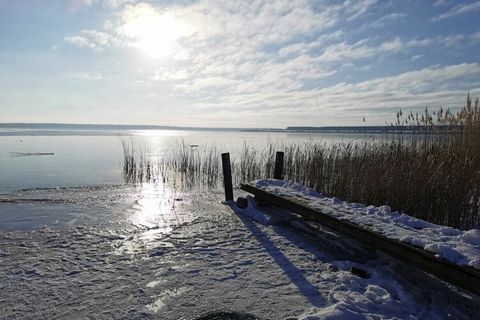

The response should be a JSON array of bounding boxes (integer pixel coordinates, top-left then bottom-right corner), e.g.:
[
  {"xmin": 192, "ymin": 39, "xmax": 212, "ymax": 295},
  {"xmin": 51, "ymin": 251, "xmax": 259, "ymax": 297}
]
[{"xmin": 1, "ymin": 184, "xmax": 479, "ymax": 319}]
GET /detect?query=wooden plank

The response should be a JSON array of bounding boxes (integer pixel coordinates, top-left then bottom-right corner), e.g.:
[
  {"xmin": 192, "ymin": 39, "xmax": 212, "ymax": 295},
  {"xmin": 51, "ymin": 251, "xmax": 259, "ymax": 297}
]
[
  {"xmin": 274, "ymin": 151, "xmax": 284, "ymax": 180},
  {"xmin": 221, "ymin": 153, "xmax": 233, "ymax": 201},
  {"xmin": 240, "ymin": 182, "xmax": 480, "ymax": 296}
]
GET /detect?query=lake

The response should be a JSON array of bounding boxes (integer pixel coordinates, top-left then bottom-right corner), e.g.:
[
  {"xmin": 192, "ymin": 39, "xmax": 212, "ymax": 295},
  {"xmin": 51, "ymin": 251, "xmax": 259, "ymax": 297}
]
[
  {"xmin": 0, "ymin": 126, "xmax": 378, "ymax": 193},
  {"xmin": 0, "ymin": 125, "xmax": 378, "ymax": 229}
]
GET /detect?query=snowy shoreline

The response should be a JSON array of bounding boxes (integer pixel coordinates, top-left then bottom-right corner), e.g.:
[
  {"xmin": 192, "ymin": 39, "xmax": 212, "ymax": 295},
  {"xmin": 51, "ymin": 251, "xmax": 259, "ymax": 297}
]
[{"xmin": 1, "ymin": 185, "xmax": 480, "ymax": 319}]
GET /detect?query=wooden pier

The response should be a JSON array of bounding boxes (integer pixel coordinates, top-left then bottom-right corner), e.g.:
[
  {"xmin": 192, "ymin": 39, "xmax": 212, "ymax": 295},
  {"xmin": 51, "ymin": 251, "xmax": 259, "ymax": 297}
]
[{"xmin": 240, "ymin": 182, "xmax": 480, "ymax": 296}]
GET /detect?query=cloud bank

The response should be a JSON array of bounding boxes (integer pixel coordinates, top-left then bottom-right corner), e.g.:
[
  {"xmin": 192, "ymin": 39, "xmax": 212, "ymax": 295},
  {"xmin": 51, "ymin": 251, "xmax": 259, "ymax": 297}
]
[{"xmin": 32, "ymin": 0, "xmax": 480, "ymax": 126}]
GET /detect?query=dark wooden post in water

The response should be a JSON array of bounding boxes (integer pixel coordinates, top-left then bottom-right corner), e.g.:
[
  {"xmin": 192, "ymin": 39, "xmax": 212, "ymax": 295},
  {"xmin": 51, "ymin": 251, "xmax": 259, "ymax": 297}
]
[
  {"xmin": 221, "ymin": 152, "xmax": 233, "ymax": 201},
  {"xmin": 274, "ymin": 151, "xmax": 284, "ymax": 179}
]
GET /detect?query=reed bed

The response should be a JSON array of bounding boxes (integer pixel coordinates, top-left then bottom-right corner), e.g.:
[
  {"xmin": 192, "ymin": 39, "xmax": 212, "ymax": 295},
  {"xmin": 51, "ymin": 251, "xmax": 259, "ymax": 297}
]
[{"xmin": 123, "ymin": 96, "xmax": 480, "ymax": 230}]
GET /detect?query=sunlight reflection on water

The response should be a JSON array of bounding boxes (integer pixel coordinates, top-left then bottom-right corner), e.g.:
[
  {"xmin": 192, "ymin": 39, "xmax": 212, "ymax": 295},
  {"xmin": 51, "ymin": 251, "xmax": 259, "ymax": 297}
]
[
  {"xmin": 0, "ymin": 182, "xmax": 194, "ymax": 232},
  {"xmin": 128, "ymin": 129, "xmax": 188, "ymax": 137},
  {"xmin": 112, "ymin": 182, "xmax": 194, "ymax": 257},
  {"xmin": 129, "ymin": 183, "xmax": 184, "ymax": 233}
]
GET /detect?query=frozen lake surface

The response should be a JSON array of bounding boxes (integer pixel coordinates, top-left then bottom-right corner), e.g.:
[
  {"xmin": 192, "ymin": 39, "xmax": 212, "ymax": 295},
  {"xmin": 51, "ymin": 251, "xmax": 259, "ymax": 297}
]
[
  {"xmin": 1, "ymin": 185, "xmax": 479, "ymax": 319},
  {"xmin": 0, "ymin": 127, "xmax": 379, "ymax": 193}
]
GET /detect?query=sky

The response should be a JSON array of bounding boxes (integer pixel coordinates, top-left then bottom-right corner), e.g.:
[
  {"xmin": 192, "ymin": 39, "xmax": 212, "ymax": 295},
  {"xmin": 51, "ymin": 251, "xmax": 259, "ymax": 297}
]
[{"xmin": 0, "ymin": 0, "xmax": 479, "ymax": 128}]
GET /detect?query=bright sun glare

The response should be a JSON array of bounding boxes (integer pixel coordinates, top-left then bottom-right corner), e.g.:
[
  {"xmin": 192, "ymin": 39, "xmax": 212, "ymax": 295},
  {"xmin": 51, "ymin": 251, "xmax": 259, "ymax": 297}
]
[{"xmin": 122, "ymin": 10, "xmax": 190, "ymax": 58}]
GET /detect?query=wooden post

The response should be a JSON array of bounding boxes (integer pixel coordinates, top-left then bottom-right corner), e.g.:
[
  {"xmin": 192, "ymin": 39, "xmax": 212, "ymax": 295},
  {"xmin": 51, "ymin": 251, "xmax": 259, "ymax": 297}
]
[
  {"xmin": 274, "ymin": 151, "xmax": 284, "ymax": 180},
  {"xmin": 221, "ymin": 152, "xmax": 233, "ymax": 201}
]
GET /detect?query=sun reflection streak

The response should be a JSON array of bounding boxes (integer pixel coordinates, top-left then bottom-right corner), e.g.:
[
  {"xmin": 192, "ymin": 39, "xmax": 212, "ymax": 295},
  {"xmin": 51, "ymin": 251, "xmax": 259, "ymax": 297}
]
[
  {"xmin": 129, "ymin": 130, "xmax": 188, "ymax": 137},
  {"xmin": 114, "ymin": 182, "xmax": 190, "ymax": 257},
  {"xmin": 130, "ymin": 182, "xmax": 183, "ymax": 232}
]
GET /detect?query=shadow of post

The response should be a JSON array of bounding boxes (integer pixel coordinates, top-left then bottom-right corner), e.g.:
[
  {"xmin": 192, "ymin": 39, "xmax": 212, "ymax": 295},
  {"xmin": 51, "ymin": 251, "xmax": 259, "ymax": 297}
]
[{"xmin": 228, "ymin": 203, "xmax": 325, "ymax": 308}]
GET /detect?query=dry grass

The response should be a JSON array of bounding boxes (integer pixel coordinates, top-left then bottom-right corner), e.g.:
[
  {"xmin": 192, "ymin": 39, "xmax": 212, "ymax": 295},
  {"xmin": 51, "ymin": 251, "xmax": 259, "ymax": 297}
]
[{"xmin": 123, "ymin": 95, "xmax": 480, "ymax": 230}]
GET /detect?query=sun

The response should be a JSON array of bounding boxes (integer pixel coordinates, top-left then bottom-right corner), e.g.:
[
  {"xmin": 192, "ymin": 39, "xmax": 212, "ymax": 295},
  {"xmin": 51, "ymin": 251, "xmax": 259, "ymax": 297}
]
[{"xmin": 121, "ymin": 8, "xmax": 191, "ymax": 58}]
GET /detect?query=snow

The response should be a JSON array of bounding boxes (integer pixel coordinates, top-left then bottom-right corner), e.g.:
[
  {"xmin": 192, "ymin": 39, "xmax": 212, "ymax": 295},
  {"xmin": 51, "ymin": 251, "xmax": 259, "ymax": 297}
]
[
  {"xmin": 463, "ymin": 229, "xmax": 480, "ymax": 245},
  {"xmin": 254, "ymin": 179, "xmax": 480, "ymax": 271},
  {"xmin": 1, "ymin": 185, "xmax": 479, "ymax": 319}
]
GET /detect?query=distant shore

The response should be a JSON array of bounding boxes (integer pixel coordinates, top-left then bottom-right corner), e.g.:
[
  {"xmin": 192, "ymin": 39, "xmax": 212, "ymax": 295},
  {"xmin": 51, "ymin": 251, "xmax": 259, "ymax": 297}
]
[{"xmin": 0, "ymin": 123, "xmax": 460, "ymax": 134}]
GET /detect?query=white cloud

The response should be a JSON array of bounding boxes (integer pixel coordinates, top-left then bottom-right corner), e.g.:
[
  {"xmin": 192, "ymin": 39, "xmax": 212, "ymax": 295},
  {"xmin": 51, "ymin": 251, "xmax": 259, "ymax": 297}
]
[
  {"xmin": 471, "ymin": 31, "xmax": 480, "ymax": 42},
  {"xmin": 177, "ymin": 0, "xmax": 342, "ymax": 45},
  {"xmin": 316, "ymin": 37, "xmax": 402, "ymax": 63},
  {"xmin": 82, "ymin": 30, "xmax": 112, "ymax": 46},
  {"xmin": 63, "ymin": 30, "xmax": 113, "ymax": 49},
  {"xmin": 344, "ymin": 63, "xmax": 480, "ymax": 94},
  {"xmin": 187, "ymin": 63, "xmax": 480, "ymax": 126},
  {"xmin": 345, "ymin": 0, "xmax": 378, "ymax": 21},
  {"xmin": 79, "ymin": 0, "xmax": 137, "ymax": 8},
  {"xmin": 102, "ymin": 0, "xmax": 136, "ymax": 8},
  {"xmin": 406, "ymin": 38, "xmax": 435, "ymax": 48},
  {"xmin": 71, "ymin": 72, "xmax": 104, "ymax": 80},
  {"xmin": 370, "ymin": 12, "xmax": 407, "ymax": 28},
  {"xmin": 439, "ymin": 34, "xmax": 465, "ymax": 47},
  {"xmin": 67, "ymin": 0, "xmax": 95, "ymax": 13},
  {"xmin": 407, "ymin": 32, "xmax": 477, "ymax": 48},
  {"xmin": 64, "ymin": 35, "xmax": 96, "ymax": 48},
  {"xmin": 64, "ymin": 0, "xmax": 380, "ymax": 60},
  {"xmin": 101, "ymin": 0, "xmax": 380, "ymax": 98},
  {"xmin": 433, "ymin": 0, "xmax": 448, "ymax": 6},
  {"xmin": 278, "ymin": 31, "xmax": 344, "ymax": 57},
  {"xmin": 411, "ymin": 54, "xmax": 422, "ymax": 61},
  {"xmin": 432, "ymin": 1, "xmax": 480, "ymax": 21}
]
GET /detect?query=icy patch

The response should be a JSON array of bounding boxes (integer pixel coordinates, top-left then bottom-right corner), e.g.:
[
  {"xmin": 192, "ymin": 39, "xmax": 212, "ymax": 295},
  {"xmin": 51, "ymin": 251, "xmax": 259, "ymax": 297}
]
[
  {"xmin": 2, "ymin": 187, "xmax": 479, "ymax": 319},
  {"xmin": 364, "ymin": 285, "xmax": 392, "ymax": 304},
  {"xmin": 424, "ymin": 243, "xmax": 467, "ymax": 263},
  {"xmin": 147, "ymin": 287, "xmax": 189, "ymax": 313},
  {"xmin": 0, "ymin": 184, "xmax": 189, "ymax": 231},
  {"xmin": 146, "ymin": 280, "xmax": 165, "ymax": 288},
  {"xmin": 439, "ymin": 227, "xmax": 462, "ymax": 237},
  {"xmin": 399, "ymin": 236, "xmax": 426, "ymax": 249},
  {"xmin": 394, "ymin": 215, "xmax": 434, "ymax": 230},
  {"xmin": 463, "ymin": 229, "xmax": 480, "ymax": 245},
  {"xmin": 469, "ymin": 258, "xmax": 480, "ymax": 269},
  {"xmin": 254, "ymin": 179, "xmax": 480, "ymax": 270}
]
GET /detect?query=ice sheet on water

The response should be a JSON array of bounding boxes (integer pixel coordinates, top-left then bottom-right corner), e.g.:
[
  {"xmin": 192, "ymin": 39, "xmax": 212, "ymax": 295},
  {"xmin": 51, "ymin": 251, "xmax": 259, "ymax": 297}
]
[
  {"xmin": 0, "ymin": 184, "xmax": 189, "ymax": 231},
  {"xmin": 1, "ymin": 186, "xmax": 479, "ymax": 319}
]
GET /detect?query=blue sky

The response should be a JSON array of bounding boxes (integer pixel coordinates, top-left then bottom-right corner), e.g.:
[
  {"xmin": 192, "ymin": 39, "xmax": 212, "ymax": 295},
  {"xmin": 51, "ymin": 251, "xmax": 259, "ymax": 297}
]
[{"xmin": 0, "ymin": 0, "xmax": 479, "ymax": 128}]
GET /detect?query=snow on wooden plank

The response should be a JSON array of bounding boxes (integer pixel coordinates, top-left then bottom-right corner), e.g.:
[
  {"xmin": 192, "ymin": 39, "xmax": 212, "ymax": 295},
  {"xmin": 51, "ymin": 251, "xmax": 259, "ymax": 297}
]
[{"xmin": 240, "ymin": 181, "xmax": 480, "ymax": 296}]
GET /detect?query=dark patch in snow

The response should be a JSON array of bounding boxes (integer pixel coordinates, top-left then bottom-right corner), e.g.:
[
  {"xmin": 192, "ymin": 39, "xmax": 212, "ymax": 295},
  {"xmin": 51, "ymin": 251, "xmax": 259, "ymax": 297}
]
[
  {"xmin": 350, "ymin": 266, "xmax": 370, "ymax": 278},
  {"xmin": 149, "ymin": 247, "xmax": 171, "ymax": 257},
  {"xmin": 236, "ymin": 197, "xmax": 248, "ymax": 209},
  {"xmin": 328, "ymin": 264, "xmax": 339, "ymax": 272}
]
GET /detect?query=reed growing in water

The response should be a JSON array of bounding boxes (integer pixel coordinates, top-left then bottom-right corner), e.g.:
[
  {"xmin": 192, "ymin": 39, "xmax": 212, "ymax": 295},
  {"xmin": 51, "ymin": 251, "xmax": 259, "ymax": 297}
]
[{"xmin": 123, "ymin": 95, "xmax": 480, "ymax": 230}]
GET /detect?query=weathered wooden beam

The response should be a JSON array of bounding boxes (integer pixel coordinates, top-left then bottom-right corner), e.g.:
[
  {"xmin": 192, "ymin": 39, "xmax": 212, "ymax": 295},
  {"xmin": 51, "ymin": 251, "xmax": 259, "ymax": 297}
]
[
  {"xmin": 240, "ymin": 182, "xmax": 480, "ymax": 296},
  {"xmin": 274, "ymin": 151, "xmax": 284, "ymax": 180},
  {"xmin": 221, "ymin": 153, "xmax": 233, "ymax": 201}
]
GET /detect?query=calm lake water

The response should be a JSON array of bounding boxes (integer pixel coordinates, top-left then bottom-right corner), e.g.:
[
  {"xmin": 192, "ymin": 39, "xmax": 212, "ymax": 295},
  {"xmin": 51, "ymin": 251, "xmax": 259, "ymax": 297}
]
[{"xmin": 0, "ymin": 127, "xmax": 377, "ymax": 194}]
